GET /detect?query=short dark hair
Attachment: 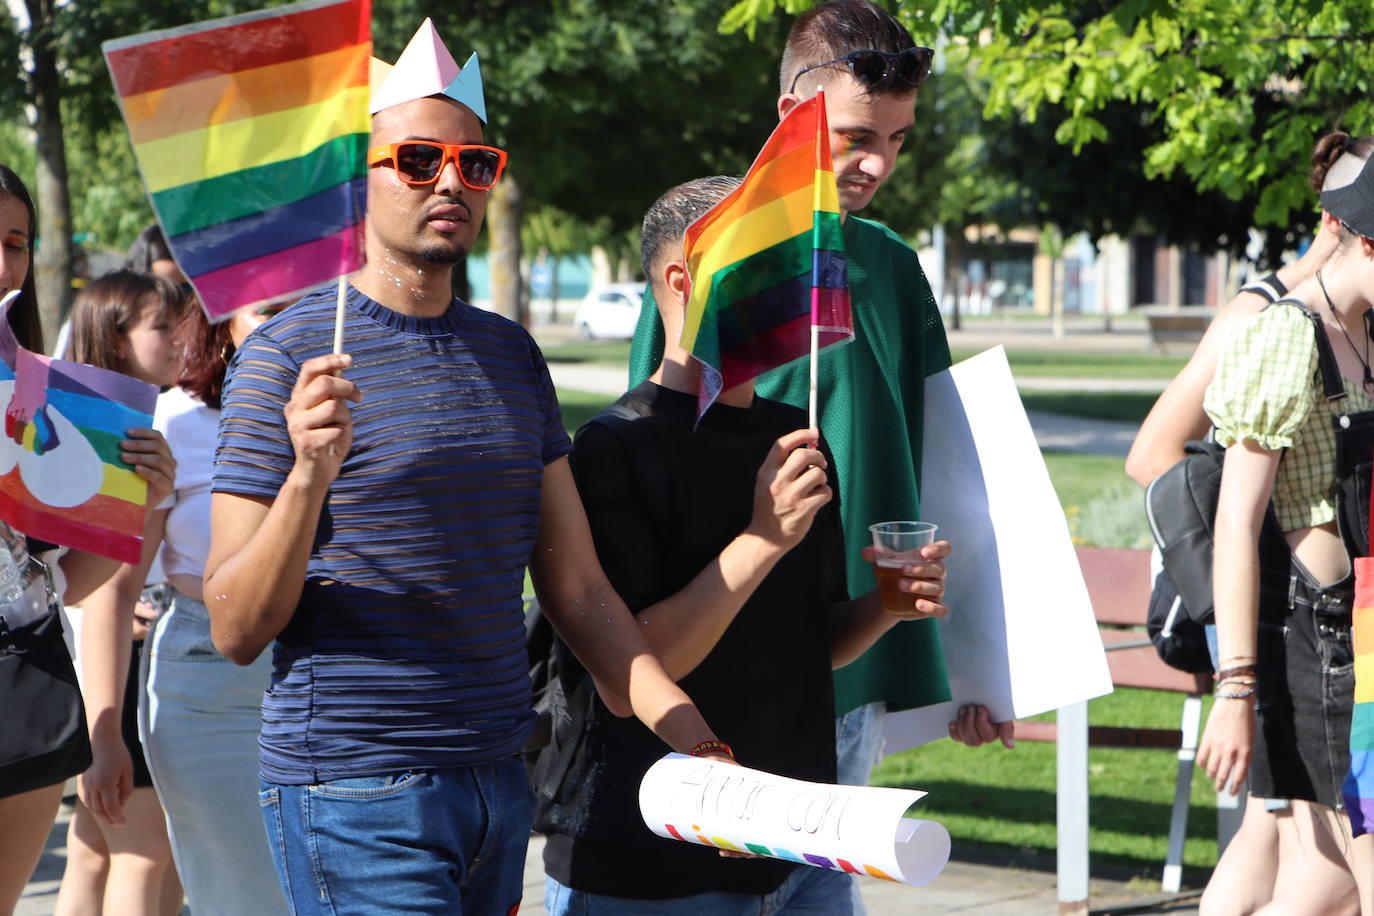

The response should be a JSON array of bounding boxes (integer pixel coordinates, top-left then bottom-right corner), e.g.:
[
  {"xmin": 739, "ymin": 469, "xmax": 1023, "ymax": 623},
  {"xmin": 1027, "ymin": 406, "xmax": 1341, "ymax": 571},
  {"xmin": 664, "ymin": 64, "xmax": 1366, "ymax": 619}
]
[
  {"xmin": 0, "ymin": 163, "xmax": 43, "ymax": 354},
  {"xmin": 124, "ymin": 224, "xmax": 175, "ymax": 275},
  {"xmin": 639, "ymin": 176, "xmax": 742, "ymax": 288},
  {"xmin": 781, "ymin": 1, "xmax": 916, "ymax": 97},
  {"xmin": 67, "ymin": 270, "xmax": 189, "ymax": 374}
]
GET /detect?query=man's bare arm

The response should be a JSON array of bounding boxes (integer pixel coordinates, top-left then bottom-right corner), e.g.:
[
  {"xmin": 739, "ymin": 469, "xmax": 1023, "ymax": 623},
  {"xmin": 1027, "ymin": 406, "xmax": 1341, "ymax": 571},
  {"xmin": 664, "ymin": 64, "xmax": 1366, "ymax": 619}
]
[{"xmin": 204, "ymin": 353, "xmax": 358, "ymax": 664}]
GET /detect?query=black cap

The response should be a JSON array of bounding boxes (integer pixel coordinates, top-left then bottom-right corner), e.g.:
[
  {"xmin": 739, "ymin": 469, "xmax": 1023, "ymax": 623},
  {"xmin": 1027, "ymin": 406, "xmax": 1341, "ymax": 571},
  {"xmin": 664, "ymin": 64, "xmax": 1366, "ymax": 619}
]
[{"xmin": 1321, "ymin": 155, "xmax": 1374, "ymax": 237}]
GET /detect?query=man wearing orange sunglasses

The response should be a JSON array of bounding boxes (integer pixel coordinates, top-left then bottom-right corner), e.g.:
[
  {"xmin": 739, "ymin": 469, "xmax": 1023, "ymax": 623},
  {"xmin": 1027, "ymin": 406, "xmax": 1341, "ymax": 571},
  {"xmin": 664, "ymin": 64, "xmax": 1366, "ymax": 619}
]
[{"xmin": 206, "ymin": 19, "xmax": 726, "ymax": 916}]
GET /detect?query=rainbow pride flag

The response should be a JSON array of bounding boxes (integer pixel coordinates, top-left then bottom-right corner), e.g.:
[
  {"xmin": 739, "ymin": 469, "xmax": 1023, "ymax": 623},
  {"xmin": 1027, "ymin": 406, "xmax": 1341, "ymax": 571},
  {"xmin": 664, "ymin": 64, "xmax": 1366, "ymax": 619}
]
[
  {"xmin": 1345, "ymin": 555, "xmax": 1374, "ymax": 834},
  {"xmin": 681, "ymin": 91, "xmax": 852, "ymax": 414},
  {"xmin": 0, "ymin": 294, "xmax": 157, "ymax": 564},
  {"xmin": 103, "ymin": 0, "xmax": 371, "ymax": 321}
]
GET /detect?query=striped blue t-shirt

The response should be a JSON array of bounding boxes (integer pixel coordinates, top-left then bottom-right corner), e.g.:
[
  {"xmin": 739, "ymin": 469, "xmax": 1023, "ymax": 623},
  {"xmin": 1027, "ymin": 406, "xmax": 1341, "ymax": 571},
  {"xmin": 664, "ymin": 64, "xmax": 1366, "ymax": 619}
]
[{"xmin": 214, "ymin": 284, "xmax": 570, "ymax": 784}]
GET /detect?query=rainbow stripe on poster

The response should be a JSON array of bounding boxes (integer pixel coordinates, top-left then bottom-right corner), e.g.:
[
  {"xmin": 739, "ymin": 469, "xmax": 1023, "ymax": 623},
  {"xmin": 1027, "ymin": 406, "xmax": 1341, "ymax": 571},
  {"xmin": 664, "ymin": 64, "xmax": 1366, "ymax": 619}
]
[
  {"xmin": 680, "ymin": 90, "xmax": 852, "ymax": 415},
  {"xmin": 663, "ymin": 822, "xmax": 900, "ymax": 882},
  {"xmin": 103, "ymin": 0, "xmax": 371, "ymax": 321},
  {"xmin": 1344, "ymin": 556, "xmax": 1374, "ymax": 834},
  {"xmin": 0, "ymin": 294, "xmax": 157, "ymax": 565}
]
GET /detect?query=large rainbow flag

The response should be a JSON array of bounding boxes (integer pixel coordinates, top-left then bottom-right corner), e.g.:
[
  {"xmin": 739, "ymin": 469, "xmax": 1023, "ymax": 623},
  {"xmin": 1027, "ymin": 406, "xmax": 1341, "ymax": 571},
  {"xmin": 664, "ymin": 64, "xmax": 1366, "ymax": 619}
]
[
  {"xmin": 103, "ymin": 0, "xmax": 371, "ymax": 321},
  {"xmin": 0, "ymin": 293, "xmax": 157, "ymax": 564},
  {"xmin": 681, "ymin": 91, "xmax": 852, "ymax": 414},
  {"xmin": 1345, "ymin": 553, "xmax": 1374, "ymax": 834}
]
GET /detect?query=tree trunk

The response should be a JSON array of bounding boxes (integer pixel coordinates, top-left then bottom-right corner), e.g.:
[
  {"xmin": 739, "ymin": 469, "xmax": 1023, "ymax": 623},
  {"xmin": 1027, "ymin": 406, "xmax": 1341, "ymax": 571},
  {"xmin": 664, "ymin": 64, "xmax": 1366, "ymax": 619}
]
[
  {"xmin": 450, "ymin": 250, "xmax": 471, "ymax": 302},
  {"xmin": 27, "ymin": 0, "xmax": 73, "ymax": 353},
  {"xmin": 1051, "ymin": 259, "xmax": 1065, "ymax": 339},
  {"xmin": 549, "ymin": 255, "xmax": 561, "ymax": 323},
  {"xmin": 486, "ymin": 173, "xmax": 525, "ymax": 326},
  {"xmin": 944, "ymin": 224, "xmax": 962, "ymax": 331}
]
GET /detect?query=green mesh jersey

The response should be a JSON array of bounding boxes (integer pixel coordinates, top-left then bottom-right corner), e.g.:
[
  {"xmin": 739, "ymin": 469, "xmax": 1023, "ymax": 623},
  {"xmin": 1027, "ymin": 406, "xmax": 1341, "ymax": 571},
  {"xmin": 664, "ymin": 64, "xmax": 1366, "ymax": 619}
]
[{"xmin": 629, "ymin": 215, "xmax": 952, "ymax": 714}]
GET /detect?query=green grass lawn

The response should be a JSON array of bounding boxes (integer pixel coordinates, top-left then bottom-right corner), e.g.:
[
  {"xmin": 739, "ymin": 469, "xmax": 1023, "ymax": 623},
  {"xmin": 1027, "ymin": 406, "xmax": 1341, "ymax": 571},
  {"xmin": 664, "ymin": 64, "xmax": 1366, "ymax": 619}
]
[
  {"xmin": 539, "ymin": 338, "xmax": 632, "ymax": 368},
  {"xmin": 557, "ymin": 389, "xmax": 616, "ymax": 437},
  {"xmin": 951, "ymin": 348, "xmax": 1186, "ymax": 380},
  {"xmin": 876, "ymin": 689, "xmax": 1220, "ymax": 880},
  {"xmin": 1019, "ymin": 390, "xmax": 1158, "ymax": 424}
]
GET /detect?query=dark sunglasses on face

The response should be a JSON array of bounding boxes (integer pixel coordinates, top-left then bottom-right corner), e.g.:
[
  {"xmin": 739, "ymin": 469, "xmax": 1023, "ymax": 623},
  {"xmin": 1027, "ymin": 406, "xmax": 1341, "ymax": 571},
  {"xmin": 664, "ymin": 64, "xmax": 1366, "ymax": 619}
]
[
  {"xmin": 788, "ymin": 46, "xmax": 934, "ymax": 95},
  {"xmin": 367, "ymin": 141, "xmax": 508, "ymax": 190}
]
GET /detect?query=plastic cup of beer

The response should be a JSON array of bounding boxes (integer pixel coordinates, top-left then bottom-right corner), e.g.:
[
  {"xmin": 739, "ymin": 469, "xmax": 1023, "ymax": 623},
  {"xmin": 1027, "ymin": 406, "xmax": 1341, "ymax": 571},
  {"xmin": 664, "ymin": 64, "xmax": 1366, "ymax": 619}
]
[{"xmin": 869, "ymin": 521, "xmax": 939, "ymax": 616}]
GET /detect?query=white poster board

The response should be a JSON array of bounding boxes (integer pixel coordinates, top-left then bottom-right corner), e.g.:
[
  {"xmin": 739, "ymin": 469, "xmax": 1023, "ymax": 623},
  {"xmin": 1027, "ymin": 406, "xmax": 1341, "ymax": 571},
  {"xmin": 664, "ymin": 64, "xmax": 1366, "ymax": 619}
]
[
  {"xmin": 882, "ymin": 346, "xmax": 1112, "ymax": 752},
  {"xmin": 639, "ymin": 754, "xmax": 951, "ymax": 886}
]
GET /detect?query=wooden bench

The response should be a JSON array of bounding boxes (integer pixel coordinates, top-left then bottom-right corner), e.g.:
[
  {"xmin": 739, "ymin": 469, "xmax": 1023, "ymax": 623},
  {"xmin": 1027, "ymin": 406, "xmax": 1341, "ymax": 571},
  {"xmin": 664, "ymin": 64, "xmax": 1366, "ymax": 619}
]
[
  {"xmin": 1016, "ymin": 546, "xmax": 1215, "ymax": 908},
  {"xmin": 1145, "ymin": 311, "xmax": 1213, "ymax": 352}
]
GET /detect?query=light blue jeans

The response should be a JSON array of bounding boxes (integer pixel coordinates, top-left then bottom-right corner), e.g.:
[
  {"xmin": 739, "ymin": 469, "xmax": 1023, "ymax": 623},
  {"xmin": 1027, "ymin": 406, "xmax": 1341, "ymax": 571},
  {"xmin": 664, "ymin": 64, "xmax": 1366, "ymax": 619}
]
[
  {"xmin": 262, "ymin": 761, "xmax": 533, "ymax": 915},
  {"xmin": 834, "ymin": 702, "xmax": 886, "ymax": 915},
  {"xmin": 545, "ymin": 864, "xmax": 853, "ymax": 915},
  {"xmin": 138, "ymin": 589, "xmax": 285, "ymax": 915}
]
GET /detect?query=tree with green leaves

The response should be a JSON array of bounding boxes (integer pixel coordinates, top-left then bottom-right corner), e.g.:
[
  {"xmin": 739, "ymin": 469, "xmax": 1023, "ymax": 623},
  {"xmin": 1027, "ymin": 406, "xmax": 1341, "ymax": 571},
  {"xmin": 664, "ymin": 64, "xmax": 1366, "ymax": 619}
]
[
  {"xmin": 3, "ymin": 0, "xmax": 262, "ymax": 345},
  {"xmin": 724, "ymin": 0, "xmax": 1374, "ymax": 262},
  {"xmin": 386, "ymin": 0, "xmax": 791, "ymax": 322}
]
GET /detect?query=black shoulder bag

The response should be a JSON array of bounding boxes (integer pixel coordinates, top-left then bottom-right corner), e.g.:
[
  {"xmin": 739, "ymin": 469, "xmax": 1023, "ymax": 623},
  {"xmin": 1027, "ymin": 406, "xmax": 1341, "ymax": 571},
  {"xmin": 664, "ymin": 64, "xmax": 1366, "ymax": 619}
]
[
  {"xmin": 528, "ymin": 403, "xmax": 676, "ymax": 835},
  {"xmin": 1144, "ymin": 302, "xmax": 1344, "ymax": 672},
  {"xmin": 0, "ymin": 540, "xmax": 91, "ymax": 798}
]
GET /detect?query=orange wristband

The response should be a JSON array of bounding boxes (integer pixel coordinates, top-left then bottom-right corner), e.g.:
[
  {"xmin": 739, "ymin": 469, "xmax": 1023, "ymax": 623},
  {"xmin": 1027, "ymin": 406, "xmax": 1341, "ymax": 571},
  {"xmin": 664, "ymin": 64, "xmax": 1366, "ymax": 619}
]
[{"xmin": 689, "ymin": 739, "xmax": 734, "ymax": 759}]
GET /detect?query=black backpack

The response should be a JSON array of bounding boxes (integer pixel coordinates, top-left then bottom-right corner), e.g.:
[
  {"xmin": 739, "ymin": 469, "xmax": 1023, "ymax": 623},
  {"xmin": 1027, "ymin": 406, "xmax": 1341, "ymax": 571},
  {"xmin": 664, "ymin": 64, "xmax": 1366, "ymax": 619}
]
[
  {"xmin": 1142, "ymin": 301, "xmax": 1345, "ymax": 671},
  {"xmin": 1143, "ymin": 438, "xmax": 1229, "ymax": 628},
  {"xmin": 1145, "ymin": 567, "xmax": 1214, "ymax": 675},
  {"xmin": 527, "ymin": 403, "xmax": 674, "ymax": 834}
]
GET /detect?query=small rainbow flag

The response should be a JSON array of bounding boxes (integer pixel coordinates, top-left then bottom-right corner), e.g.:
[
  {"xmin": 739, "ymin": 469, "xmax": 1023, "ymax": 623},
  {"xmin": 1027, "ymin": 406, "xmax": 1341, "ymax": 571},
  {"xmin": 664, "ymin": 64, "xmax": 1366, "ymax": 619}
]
[
  {"xmin": 103, "ymin": 0, "xmax": 371, "ymax": 321},
  {"xmin": 681, "ymin": 90, "xmax": 852, "ymax": 414},
  {"xmin": 1345, "ymin": 555, "xmax": 1374, "ymax": 834},
  {"xmin": 0, "ymin": 294, "xmax": 157, "ymax": 565}
]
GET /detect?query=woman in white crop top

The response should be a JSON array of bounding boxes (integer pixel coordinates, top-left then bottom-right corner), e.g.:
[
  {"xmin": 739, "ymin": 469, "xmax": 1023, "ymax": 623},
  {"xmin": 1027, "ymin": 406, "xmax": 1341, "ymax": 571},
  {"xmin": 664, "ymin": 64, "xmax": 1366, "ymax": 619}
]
[{"xmin": 72, "ymin": 299, "xmax": 287, "ymax": 916}]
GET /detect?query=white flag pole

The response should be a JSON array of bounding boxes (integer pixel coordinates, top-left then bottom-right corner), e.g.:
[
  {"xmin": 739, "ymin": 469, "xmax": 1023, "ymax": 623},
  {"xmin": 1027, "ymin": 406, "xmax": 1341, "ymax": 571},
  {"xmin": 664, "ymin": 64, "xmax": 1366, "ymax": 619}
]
[
  {"xmin": 808, "ymin": 86, "xmax": 826, "ymax": 435},
  {"xmin": 332, "ymin": 274, "xmax": 346, "ymax": 355},
  {"xmin": 328, "ymin": 274, "xmax": 347, "ymax": 457}
]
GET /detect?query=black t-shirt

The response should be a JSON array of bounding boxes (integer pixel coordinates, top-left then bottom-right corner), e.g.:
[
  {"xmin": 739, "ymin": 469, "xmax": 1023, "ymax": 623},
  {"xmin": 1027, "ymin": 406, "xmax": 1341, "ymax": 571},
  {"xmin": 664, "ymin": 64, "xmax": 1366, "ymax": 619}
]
[{"xmin": 542, "ymin": 381, "xmax": 848, "ymax": 899}]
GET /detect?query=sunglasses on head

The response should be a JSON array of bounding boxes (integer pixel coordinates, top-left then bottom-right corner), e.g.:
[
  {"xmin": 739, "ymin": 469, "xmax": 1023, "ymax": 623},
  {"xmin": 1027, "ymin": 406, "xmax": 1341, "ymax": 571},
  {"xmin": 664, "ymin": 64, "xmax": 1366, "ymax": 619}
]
[
  {"xmin": 788, "ymin": 47, "xmax": 934, "ymax": 95},
  {"xmin": 367, "ymin": 141, "xmax": 508, "ymax": 191}
]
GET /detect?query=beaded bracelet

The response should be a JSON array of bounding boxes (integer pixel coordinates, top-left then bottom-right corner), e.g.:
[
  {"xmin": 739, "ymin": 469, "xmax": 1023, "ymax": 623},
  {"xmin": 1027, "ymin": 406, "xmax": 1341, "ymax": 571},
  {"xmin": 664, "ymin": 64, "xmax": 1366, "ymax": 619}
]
[
  {"xmin": 689, "ymin": 739, "xmax": 735, "ymax": 759},
  {"xmin": 1216, "ymin": 686, "xmax": 1257, "ymax": 700}
]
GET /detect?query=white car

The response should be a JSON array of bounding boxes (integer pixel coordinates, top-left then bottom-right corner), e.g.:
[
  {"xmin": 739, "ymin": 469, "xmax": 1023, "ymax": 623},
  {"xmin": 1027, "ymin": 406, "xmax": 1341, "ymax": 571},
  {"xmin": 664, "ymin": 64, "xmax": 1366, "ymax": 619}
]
[{"xmin": 573, "ymin": 283, "xmax": 645, "ymax": 340}]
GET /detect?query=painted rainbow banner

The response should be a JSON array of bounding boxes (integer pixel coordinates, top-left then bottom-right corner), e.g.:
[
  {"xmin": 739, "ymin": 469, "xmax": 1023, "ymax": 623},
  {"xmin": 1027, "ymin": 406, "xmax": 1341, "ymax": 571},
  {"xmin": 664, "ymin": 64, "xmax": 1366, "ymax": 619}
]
[
  {"xmin": 1344, "ymin": 555, "xmax": 1374, "ymax": 834},
  {"xmin": 103, "ymin": 0, "xmax": 371, "ymax": 321},
  {"xmin": 680, "ymin": 90, "xmax": 852, "ymax": 415},
  {"xmin": 0, "ymin": 294, "xmax": 157, "ymax": 564}
]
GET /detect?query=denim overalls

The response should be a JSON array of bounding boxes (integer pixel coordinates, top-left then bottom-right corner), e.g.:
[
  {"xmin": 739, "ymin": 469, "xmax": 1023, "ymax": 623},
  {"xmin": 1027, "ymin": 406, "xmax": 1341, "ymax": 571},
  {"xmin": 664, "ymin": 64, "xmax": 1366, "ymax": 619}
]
[{"xmin": 1251, "ymin": 301, "xmax": 1373, "ymax": 808}]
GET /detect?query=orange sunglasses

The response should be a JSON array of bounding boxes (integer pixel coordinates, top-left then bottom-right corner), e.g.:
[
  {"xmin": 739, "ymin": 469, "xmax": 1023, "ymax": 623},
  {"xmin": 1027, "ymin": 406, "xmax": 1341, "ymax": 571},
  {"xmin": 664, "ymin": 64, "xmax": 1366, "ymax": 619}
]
[{"xmin": 367, "ymin": 141, "xmax": 508, "ymax": 190}]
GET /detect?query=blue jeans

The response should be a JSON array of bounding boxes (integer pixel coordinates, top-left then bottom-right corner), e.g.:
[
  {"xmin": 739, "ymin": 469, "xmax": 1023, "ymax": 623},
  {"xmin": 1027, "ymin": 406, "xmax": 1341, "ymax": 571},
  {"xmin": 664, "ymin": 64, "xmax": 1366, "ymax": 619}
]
[
  {"xmin": 139, "ymin": 590, "xmax": 285, "ymax": 915},
  {"xmin": 834, "ymin": 702, "xmax": 885, "ymax": 915},
  {"xmin": 260, "ymin": 760, "xmax": 533, "ymax": 915},
  {"xmin": 544, "ymin": 864, "xmax": 853, "ymax": 915},
  {"xmin": 834, "ymin": 702, "xmax": 886, "ymax": 788}
]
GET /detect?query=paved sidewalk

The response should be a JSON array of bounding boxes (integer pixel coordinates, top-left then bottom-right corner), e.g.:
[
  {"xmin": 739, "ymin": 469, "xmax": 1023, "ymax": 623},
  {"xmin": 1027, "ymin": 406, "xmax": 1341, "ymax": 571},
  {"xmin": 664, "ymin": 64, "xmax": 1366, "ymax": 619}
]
[{"xmin": 20, "ymin": 801, "xmax": 1199, "ymax": 915}]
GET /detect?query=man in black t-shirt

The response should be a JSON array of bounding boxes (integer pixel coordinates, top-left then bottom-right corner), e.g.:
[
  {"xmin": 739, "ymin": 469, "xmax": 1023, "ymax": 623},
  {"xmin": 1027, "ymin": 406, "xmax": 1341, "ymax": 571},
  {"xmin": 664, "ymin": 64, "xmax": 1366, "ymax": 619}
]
[{"xmin": 540, "ymin": 176, "xmax": 953, "ymax": 914}]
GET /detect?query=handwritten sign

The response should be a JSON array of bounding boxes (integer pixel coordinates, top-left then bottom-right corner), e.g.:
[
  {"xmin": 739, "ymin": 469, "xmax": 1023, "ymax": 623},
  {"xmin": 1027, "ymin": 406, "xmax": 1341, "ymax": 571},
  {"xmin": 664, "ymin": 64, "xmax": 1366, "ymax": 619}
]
[{"xmin": 638, "ymin": 754, "xmax": 951, "ymax": 887}]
